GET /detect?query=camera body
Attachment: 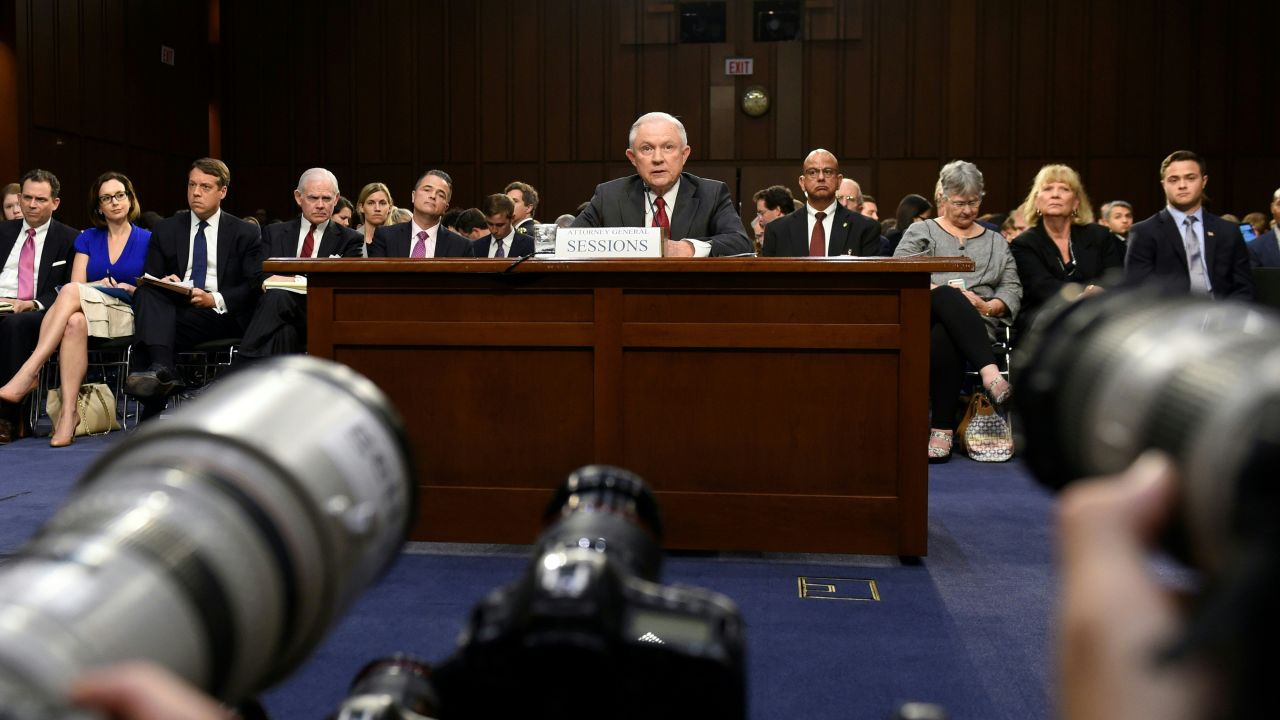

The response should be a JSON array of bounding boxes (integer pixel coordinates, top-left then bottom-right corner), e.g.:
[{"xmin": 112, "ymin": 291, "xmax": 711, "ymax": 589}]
[{"xmin": 339, "ymin": 466, "xmax": 747, "ymax": 720}]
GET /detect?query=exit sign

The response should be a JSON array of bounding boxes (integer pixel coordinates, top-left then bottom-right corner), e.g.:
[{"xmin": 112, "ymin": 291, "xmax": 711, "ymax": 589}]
[
  {"xmin": 160, "ymin": 45, "xmax": 175, "ymax": 66},
  {"xmin": 725, "ymin": 57, "xmax": 754, "ymax": 76}
]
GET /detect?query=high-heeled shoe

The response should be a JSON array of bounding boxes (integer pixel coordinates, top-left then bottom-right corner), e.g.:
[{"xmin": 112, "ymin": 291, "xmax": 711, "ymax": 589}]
[
  {"xmin": 49, "ymin": 413, "xmax": 78, "ymax": 448},
  {"xmin": 928, "ymin": 429, "xmax": 954, "ymax": 463},
  {"xmin": 984, "ymin": 375, "xmax": 1012, "ymax": 406},
  {"xmin": 0, "ymin": 374, "xmax": 39, "ymax": 405}
]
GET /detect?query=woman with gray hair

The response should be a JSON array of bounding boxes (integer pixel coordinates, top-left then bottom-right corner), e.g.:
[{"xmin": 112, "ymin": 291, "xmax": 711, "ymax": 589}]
[{"xmin": 893, "ymin": 160, "xmax": 1021, "ymax": 462}]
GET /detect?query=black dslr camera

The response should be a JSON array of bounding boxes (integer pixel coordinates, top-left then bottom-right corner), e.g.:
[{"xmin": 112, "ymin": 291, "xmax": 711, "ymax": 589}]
[
  {"xmin": 336, "ymin": 465, "xmax": 747, "ymax": 720},
  {"xmin": 1013, "ymin": 286, "xmax": 1280, "ymax": 719}
]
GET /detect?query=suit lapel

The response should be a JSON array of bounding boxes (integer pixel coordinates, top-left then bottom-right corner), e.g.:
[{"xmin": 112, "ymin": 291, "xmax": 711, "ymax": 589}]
[
  {"xmin": 395, "ymin": 224, "xmax": 411, "ymax": 257},
  {"xmin": 279, "ymin": 218, "xmax": 302, "ymax": 257},
  {"xmin": 176, "ymin": 213, "xmax": 192, "ymax": 277},
  {"xmin": 216, "ymin": 215, "xmax": 232, "ymax": 283},
  {"xmin": 317, "ymin": 222, "xmax": 341, "ymax": 257},
  {"xmin": 623, "ymin": 179, "xmax": 646, "ymax": 228},
  {"xmin": 35, "ymin": 222, "xmax": 64, "ymax": 295},
  {"xmin": 791, "ymin": 209, "xmax": 809, "ymax": 255},
  {"xmin": 829, "ymin": 207, "xmax": 850, "ymax": 255},
  {"xmin": 1201, "ymin": 213, "xmax": 1218, "ymax": 280},
  {"xmin": 1159, "ymin": 209, "xmax": 1190, "ymax": 270},
  {"xmin": 669, "ymin": 176, "xmax": 698, "ymax": 241}
]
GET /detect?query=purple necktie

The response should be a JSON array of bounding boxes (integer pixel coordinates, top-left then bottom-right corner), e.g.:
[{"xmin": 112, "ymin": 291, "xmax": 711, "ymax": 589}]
[
  {"xmin": 412, "ymin": 230, "xmax": 427, "ymax": 258},
  {"xmin": 16, "ymin": 228, "xmax": 35, "ymax": 301}
]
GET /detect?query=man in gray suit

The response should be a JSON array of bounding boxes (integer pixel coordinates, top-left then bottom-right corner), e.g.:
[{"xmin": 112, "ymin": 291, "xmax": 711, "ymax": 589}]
[{"xmin": 572, "ymin": 111, "xmax": 751, "ymax": 257}]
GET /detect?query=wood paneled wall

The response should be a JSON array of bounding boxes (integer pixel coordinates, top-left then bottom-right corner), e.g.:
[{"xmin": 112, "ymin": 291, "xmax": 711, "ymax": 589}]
[
  {"xmin": 10, "ymin": 0, "xmax": 212, "ymax": 228},
  {"xmin": 11, "ymin": 1, "xmax": 1279, "ymax": 229}
]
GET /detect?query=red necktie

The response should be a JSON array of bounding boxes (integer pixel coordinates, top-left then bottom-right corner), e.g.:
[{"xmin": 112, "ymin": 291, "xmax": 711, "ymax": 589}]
[
  {"xmin": 17, "ymin": 228, "xmax": 36, "ymax": 300},
  {"xmin": 653, "ymin": 197, "xmax": 670, "ymax": 234},
  {"xmin": 299, "ymin": 223, "xmax": 316, "ymax": 258},
  {"xmin": 809, "ymin": 211, "xmax": 827, "ymax": 256}
]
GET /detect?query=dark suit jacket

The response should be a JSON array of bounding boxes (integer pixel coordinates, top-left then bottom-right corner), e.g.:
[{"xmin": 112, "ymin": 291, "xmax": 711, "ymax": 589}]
[
  {"xmin": 1010, "ymin": 222, "xmax": 1123, "ymax": 316},
  {"xmin": 571, "ymin": 172, "xmax": 752, "ymax": 257},
  {"xmin": 369, "ymin": 222, "xmax": 473, "ymax": 258},
  {"xmin": 143, "ymin": 210, "xmax": 264, "ymax": 322},
  {"xmin": 1124, "ymin": 208, "xmax": 1253, "ymax": 300},
  {"xmin": 759, "ymin": 204, "xmax": 880, "ymax": 257},
  {"xmin": 514, "ymin": 218, "xmax": 536, "ymax": 236},
  {"xmin": 0, "ymin": 218, "xmax": 79, "ymax": 309},
  {"xmin": 472, "ymin": 232, "xmax": 535, "ymax": 258},
  {"xmin": 1250, "ymin": 230, "xmax": 1280, "ymax": 268},
  {"xmin": 258, "ymin": 218, "xmax": 363, "ymax": 283}
]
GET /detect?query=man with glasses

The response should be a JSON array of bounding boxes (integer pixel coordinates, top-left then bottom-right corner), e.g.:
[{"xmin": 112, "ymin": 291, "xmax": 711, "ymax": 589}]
[
  {"xmin": 761, "ymin": 149, "xmax": 881, "ymax": 257},
  {"xmin": 0, "ymin": 169, "xmax": 78, "ymax": 441},
  {"xmin": 239, "ymin": 168, "xmax": 363, "ymax": 360},
  {"xmin": 572, "ymin": 111, "xmax": 751, "ymax": 257},
  {"xmin": 125, "ymin": 158, "xmax": 264, "ymax": 418}
]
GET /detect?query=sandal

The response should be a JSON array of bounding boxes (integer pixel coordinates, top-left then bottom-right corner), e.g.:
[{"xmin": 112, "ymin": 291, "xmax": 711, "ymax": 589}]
[
  {"xmin": 985, "ymin": 375, "xmax": 1012, "ymax": 406},
  {"xmin": 928, "ymin": 429, "xmax": 953, "ymax": 463}
]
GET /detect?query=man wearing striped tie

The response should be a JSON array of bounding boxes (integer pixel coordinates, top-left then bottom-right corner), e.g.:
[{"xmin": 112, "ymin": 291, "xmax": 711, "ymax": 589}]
[{"xmin": 1124, "ymin": 150, "xmax": 1253, "ymax": 300}]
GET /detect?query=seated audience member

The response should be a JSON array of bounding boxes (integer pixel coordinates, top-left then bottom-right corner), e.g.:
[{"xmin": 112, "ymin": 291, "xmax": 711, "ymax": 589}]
[
  {"xmin": 885, "ymin": 193, "xmax": 935, "ymax": 255},
  {"xmin": 836, "ymin": 178, "xmax": 864, "ymax": 214},
  {"xmin": 332, "ymin": 196, "xmax": 355, "ymax": 227},
  {"xmin": 999, "ymin": 213, "xmax": 1029, "ymax": 243},
  {"xmin": 893, "ymin": 160, "xmax": 1020, "ymax": 462},
  {"xmin": 504, "ymin": 181, "xmax": 540, "ymax": 234},
  {"xmin": 753, "ymin": 184, "xmax": 795, "ymax": 252},
  {"xmin": 572, "ymin": 111, "xmax": 751, "ymax": 257},
  {"xmin": 0, "ymin": 172, "xmax": 146, "ymax": 446},
  {"xmin": 2, "ymin": 183, "xmax": 22, "ymax": 221},
  {"xmin": 1100, "ymin": 200, "xmax": 1133, "ymax": 246},
  {"xmin": 441, "ymin": 208, "xmax": 463, "ymax": 234},
  {"xmin": 761, "ymin": 150, "xmax": 881, "ymax": 257},
  {"xmin": 0, "ymin": 169, "xmax": 79, "ymax": 442},
  {"xmin": 453, "ymin": 208, "xmax": 489, "ymax": 240},
  {"xmin": 1125, "ymin": 150, "xmax": 1252, "ymax": 300},
  {"xmin": 1219, "ymin": 213, "xmax": 1240, "ymax": 224},
  {"xmin": 555, "ymin": 213, "xmax": 576, "ymax": 228},
  {"xmin": 239, "ymin": 168, "xmax": 363, "ymax": 361},
  {"xmin": 388, "ymin": 207, "xmax": 413, "ymax": 225},
  {"xmin": 472, "ymin": 194, "xmax": 535, "ymax": 258},
  {"xmin": 1251, "ymin": 188, "xmax": 1280, "ymax": 267},
  {"xmin": 136, "ymin": 210, "xmax": 164, "ymax": 230},
  {"xmin": 860, "ymin": 193, "xmax": 880, "ymax": 221},
  {"xmin": 1241, "ymin": 212, "xmax": 1268, "ymax": 240},
  {"xmin": 355, "ymin": 182, "xmax": 396, "ymax": 255},
  {"xmin": 1010, "ymin": 165, "xmax": 1123, "ymax": 332},
  {"xmin": 369, "ymin": 170, "xmax": 471, "ymax": 258},
  {"xmin": 124, "ymin": 158, "xmax": 263, "ymax": 418}
]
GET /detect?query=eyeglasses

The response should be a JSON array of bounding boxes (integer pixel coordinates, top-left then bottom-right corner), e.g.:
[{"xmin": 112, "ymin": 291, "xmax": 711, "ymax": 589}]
[
  {"xmin": 99, "ymin": 191, "xmax": 128, "ymax": 205},
  {"xmin": 803, "ymin": 168, "xmax": 839, "ymax": 178},
  {"xmin": 945, "ymin": 197, "xmax": 982, "ymax": 209},
  {"xmin": 836, "ymin": 195, "xmax": 858, "ymax": 203}
]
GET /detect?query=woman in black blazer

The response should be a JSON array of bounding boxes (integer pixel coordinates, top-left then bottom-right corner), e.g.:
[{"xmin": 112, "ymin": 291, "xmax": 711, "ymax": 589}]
[{"xmin": 1010, "ymin": 164, "xmax": 1123, "ymax": 332}]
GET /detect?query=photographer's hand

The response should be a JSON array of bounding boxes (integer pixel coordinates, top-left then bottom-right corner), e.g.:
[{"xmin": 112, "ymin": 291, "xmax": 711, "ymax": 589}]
[
  {"xmin": 71, "ymin": 663, "xmax": 231, "ymax": 720},
  {"xmin": 1058, "ymin": 452, "xmax": 1207, "ymax": 720}
]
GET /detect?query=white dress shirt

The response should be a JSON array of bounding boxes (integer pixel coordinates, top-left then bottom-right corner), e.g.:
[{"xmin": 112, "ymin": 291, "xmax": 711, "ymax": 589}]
[
  {"xmin": 184, "ymin": 208, "xmax": 228, "ymax": 312},
  {"xmin": 0, "ymin": 219, "xmax": 51, "ymax": 305},
  {"xmin": 643, "ymin": 179, "xmax": 711, "ymax": 257},
  {"xmin": 804, "ymin": 201, "xmax": 838, "ymax": 255}
]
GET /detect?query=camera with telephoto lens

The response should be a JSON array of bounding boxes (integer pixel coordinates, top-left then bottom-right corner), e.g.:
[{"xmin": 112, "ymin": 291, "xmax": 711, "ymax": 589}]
[
  {"xmin": 334, "ymin": 465, "xmax": 747, "ymax": 720},
  {"xmin": 1013, "ymin": 284, "xmax": 1280, "ymax": 719},
  {"xmin": 0, "ymin": 357, "xmax": 415, "ymax": 720}
]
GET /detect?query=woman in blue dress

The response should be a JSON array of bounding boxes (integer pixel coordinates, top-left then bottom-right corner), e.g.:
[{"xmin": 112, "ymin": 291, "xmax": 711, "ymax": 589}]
[{"xmin": 0, "ymin": 171, "xmax": 150, "ymax": 446}]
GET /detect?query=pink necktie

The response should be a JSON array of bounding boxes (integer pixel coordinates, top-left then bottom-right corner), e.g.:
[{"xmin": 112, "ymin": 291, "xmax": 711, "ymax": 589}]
[
  {"xmin": 17, "ymin": 228, "xmax": 36, "ymax": 301},
  {"xmin": 411, "ymin": 230, "xmax": 427, "ymax": 258}
]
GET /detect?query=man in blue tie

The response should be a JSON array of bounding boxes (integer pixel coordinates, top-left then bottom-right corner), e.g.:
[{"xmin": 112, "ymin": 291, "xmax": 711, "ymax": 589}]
[
  {"xmin": 471, "ymin": 194, "xmax": 534, "ymax": 258},
  {"xmin": 125, "ymin": 158, "xmax": 263, "ymax": 416},
  {"xmin": 1124, "ymin": 150, "xmax": 1253, "ymax": 299}
]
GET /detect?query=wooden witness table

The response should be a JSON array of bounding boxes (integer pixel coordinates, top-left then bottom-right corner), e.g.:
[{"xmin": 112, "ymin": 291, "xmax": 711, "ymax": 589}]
[{"xmin": 264, "ymin": 256, "xmax": 973, "ymax": 555}]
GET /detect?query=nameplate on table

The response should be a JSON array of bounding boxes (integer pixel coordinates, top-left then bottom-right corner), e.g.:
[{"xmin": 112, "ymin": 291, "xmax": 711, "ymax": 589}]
[{"xmin": 555, "ymin": 227, "xmax": 663, "ymax": 258}]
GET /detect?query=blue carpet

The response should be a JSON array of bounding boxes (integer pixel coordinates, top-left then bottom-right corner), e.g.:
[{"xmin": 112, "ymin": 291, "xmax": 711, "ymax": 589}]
[{"xmin": 1, "ymin": 436, "xmax": 1055, "ymax": 720}]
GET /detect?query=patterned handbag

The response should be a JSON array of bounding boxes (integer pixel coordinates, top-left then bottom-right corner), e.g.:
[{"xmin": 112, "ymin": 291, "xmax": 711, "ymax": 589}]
[{"xmin": 957, "ymin": 392, "xmax": 1013, "ymax": 462}]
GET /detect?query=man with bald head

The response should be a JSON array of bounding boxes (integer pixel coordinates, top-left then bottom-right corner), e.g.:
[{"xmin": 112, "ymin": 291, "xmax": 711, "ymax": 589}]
[
  {"xmin": 239, "ymin": 168, "xmax": 363, "ymax": 359},
  {"xmin": 761, "ymin": 150, "xmax": 881, "ymax": 257},
  {"xmin": 836, "ymin": 178, "xmax": 863, "ymax": 213},
  {"xmin": 572, "ymin": 111, "xmax": 751, "ymax": 257}
]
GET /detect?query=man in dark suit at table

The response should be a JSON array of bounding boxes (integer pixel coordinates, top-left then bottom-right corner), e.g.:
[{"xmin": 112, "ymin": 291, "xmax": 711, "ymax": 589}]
[
  {"xmin": 239, "ymin": 168, "xmax": 363, "ymax": 360},
  {"xmin": 472, "ymin": 194, "xmax": 535, "ymax": 258},
  {"xmin": 0, "ymin": 169, "xmax": 78, "ymax": 441},
  {"xmin": 761, "ymin": 149, "xmax": 882, "ymax": 258},
  {"xmin": 572, "ymin": 111, "xmax": 751, "ymax": 257},
  {"xmin": 1125, "ymin": 150, "xmax": 1253, "ymax": 300},
  {"xmin": 124, "ymin": 158, "xmax": 263, "ymax": 417},
  {"xmin": 1249, "ymin": 187, "xmax": 1280, "ymax": 268},
  {"xmin": 369, "ymin": 169, "xmax": 472, "ymax": 258}
]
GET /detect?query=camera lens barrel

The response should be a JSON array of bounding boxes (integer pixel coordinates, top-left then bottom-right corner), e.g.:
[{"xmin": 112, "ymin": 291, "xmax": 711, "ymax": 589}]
[{"xmin": 0, "ymin": 357, "xmax": 414, "ymax": 708}]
